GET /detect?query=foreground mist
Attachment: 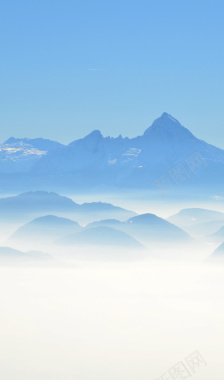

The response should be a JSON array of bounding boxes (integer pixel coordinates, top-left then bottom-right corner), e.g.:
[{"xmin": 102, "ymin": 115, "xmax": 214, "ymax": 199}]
[
  {"xmin": 0, "ymin": 259, "xmax": 222, "ymax": 380},
  {"xmin": 0, "ymin": 190, "xmax": 224, "ymax": 379}
]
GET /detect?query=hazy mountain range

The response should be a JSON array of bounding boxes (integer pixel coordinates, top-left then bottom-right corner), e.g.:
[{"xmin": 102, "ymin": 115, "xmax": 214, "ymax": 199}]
[
  {"xmin": 0, "ymin": 191, "xmax": 136, "ymax": 224},
  {"xmin": 0, "ymin": 190, "xmax": 222, "ymax": 261},
  {"xmin": 1, "ymin": 112, "xmax": 224, "ymax": 193},
  {"xmin": 168, "ymin": 208, "xmax": 224, "ymax": 237},
  {"xmin": 7, "ymin": 206, "xmax": 191, "ymax": 252}
]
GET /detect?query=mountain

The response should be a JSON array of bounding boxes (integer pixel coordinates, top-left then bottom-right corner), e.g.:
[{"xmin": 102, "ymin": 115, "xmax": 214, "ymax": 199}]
[
  {"xmin": 116, "ymin": 213, "xmax": 191, "ymax": 246},
  {"xmin": 1, "ymin": 112, "xmax": 224, "ymax": 192},
  {"xmin": 8, "ymin": 215, "xmax": 81, "ymax": 250},
  {"xmin": 168, "ymin": 208, "xmax": 224, "ymax": 236},
  {"xmin": 58, "ymin": 226, "xmax": 143, "ymax": 249},
  {"xmin": 0, "ymin": 138, "xmax": 64, "ymax": 173},
  {"xmin": 3, "ymin": 137, "xmax": 64, "ymax": 152},
  {"xmin": 29, "ymin": 112, "xmax": 224, "ymax": 191},
  {"xmin": 0, "ymin": 191, "xmax": 77, "ymax": 221},
  {"xmin": 86, "ymin": 213, "xmax": 191, "ymax": 247},
  {"xmin": 0, "ymin": 191, "xmax": 136, "ymax": 224},
  {"xmin": 168, "ymin": 208, "xmax": 224, "ymax": 226},
  {"xmin": 7, "ymin": 212, "xmax": 190, "ymax": 252}
]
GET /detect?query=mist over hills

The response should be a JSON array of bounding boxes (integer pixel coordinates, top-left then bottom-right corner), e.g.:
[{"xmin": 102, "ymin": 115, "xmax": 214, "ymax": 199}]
[
  {"xmin": 168, "ymin": 208, "xmax": 224, "ymax": 237},
  {"xmin": 0, "ymin": 111, "xmax": 223, "ymax": 261},
  {"xmin": 8, "ymin": 215, "xmax": 82, "ymax": 248},
  {"xmin": 58, "ymin": 226, "xmax": 143, "ymax": 250},
  {"xmin": 168, "ymin": 208, "xmax": 224, "ymax": 227},
  {"xmin": 0, "ymin": 191, "xmax": 136, "ymax": 224},
  {"xmin": 0, "ymin": 191, "xmax": 222, "ymax": 261},
  {"xmin": 0, "ymin": 246, "xmax": 51, "ymax": 264},
  {"xmin": 6, "ymin": 210, "xmax": 191, "ymax": 253},
  {"xmin": 85, "ymin": 213, "xmax": 191, "ymax": 247},
  {"xmin": 1, "ymin": 113, "xmax": 224, "ymax": 194}
]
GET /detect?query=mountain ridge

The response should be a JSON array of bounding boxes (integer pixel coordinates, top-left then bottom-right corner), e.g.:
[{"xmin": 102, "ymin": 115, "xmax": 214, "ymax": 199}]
[
  {"xmin": 0, "ymin": 113, "xmax": 224, "ymax": 193},
  {"xmin": 2, "ymin": 112, "xmax": 216, "ymax": 147}
]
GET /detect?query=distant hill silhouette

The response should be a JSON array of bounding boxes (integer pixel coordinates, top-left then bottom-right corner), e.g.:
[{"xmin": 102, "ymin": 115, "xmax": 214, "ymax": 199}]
[
  {"xmin": 8, "ymin": 215, "xmax": 81, "ymax": 249},
  {"xmin": 168, "ymin": 208, "xmax": 224, "ymax": 236},
  {"xmin": 0, "ymin": 191, "xmax": 136, "ymax": 223},
  {"xmin": 85, "ymin": 213, "xmax": 191, "ymax": 247},
  {"xmin": 58, "ymin": 226, "xmax": 143, "ymax": 249}
]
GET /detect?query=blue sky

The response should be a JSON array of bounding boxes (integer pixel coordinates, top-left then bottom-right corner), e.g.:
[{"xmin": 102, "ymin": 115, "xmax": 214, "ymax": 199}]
[{"xmin": 0, "ymin": 0, "xmax": 224, "ymax": 147}]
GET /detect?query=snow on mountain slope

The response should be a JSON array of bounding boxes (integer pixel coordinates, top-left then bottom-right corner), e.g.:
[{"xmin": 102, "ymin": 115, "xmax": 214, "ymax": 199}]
[
  {"xmin": 4, "ymin": 137, "xmax": 64, "ymax": 152},
  {"xmin": 0, "ymin": 138, "xmax": 64, "ymax": 173}
]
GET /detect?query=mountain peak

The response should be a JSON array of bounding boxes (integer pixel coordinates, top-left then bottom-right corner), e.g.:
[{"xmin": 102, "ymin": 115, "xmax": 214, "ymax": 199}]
[
  {"xmin": 69, "ymin": 129, "xmax": 103, "ymax": 148},
  {"xmin": 84, "ymin": 130, "xmax": 102, "ymax": 139},
  {"xmin": 144, "ymin": 112, "xmax": 194, "ymax": 139},
  {"xmin": 160, "ymin": 112, "xmax": 180, "ymax": 123}
]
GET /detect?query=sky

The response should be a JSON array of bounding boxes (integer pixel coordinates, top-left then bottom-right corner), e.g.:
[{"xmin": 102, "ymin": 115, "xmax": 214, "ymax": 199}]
[{"xmin": 0, "ymin": 0, "xmax": 224, "ymax": 147}]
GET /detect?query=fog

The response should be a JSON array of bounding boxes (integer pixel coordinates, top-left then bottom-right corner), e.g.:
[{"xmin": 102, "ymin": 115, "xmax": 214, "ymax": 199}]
[
  {"xmin": 0, "ymin": 258, "xmax": 223, "ymax": 379},
  {"xmin": 0, "ymin": 191, "xmax": 224, "ymax": 379}
]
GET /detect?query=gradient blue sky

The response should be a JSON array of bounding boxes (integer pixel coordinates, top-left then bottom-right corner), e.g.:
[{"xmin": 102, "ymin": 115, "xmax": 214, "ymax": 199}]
[{"xmin": 0, "ymin": 0, "xmax": 224, "ymax": 147}]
